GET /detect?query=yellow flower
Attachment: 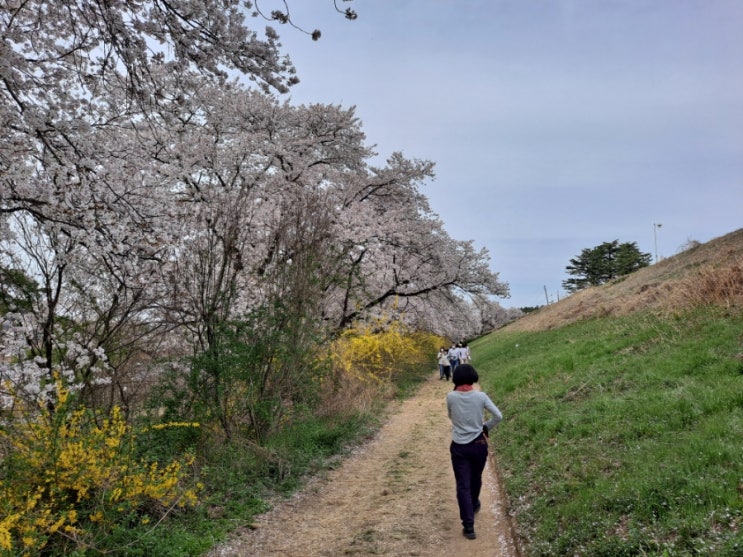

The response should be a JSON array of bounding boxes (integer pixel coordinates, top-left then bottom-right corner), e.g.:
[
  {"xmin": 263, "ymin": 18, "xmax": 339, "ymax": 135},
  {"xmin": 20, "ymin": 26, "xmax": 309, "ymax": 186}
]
[
  {"xmin": 3, "ymin": 379, "xmax": 201, "ymax": 555},
  {"xmin": 110, "ymin": 487, "xmax": 123, "ymax": 502},
  {"xmin": 0, "ymin": 531, "xmax": 12, "ymax": 551}
]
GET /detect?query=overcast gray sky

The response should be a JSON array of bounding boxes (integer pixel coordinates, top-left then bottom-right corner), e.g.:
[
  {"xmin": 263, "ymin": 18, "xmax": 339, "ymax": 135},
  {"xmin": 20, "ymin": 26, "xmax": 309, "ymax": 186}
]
[{"xmin": 263, "ymin": 1, "xmax": 743, "ymax": 309}]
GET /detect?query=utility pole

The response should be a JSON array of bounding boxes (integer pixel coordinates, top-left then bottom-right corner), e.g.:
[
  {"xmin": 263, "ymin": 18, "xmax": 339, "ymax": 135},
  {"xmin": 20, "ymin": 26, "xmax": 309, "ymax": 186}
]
[{"xmin": 653, "ymin": 222, "xmax": 662, "ymax": 263}]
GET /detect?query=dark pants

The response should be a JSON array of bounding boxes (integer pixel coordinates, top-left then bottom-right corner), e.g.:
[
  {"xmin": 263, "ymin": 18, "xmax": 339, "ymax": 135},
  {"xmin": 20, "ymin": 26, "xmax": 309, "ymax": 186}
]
[{"xmin": 450, "ymin": 434, "xmax": 488, "ymax": 527}]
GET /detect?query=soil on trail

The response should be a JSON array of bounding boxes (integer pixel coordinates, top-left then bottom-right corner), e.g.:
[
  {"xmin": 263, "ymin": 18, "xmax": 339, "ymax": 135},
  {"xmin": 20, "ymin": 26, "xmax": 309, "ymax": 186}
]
[{"xmin": 206, "ymin": 372, "xmax": 521, "ymax": 557}]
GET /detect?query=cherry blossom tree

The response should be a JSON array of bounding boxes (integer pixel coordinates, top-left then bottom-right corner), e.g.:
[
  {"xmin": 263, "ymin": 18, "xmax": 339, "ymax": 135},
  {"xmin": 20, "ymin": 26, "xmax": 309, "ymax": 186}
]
[
  {"xmin": 124, "ymin": 84, "xmax": 367, "ymax": 436},
  {"xmin": 0, "ymin": 0, "xmax": 508, "ymax": 429},
  {"xmin": 0, "ymin": 103, "xmax": 180, "ymax": 412},
  {"xmin": 321, "ymin": 152, "xmax": 509, "ymax": 336},
  {"xmin": 1, "ymin": 0, "xmax": 301, "ymax": 240},
  {"xmin": 0, "ymin": 0, "xmax": 301, "ymax": 411}
]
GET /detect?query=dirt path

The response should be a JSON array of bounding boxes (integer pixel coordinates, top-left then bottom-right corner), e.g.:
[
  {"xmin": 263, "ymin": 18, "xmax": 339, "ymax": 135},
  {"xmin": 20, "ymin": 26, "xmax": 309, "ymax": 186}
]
[{"xmin": 206, "ymin": 372, "xmax": 521, "ymax": 557}]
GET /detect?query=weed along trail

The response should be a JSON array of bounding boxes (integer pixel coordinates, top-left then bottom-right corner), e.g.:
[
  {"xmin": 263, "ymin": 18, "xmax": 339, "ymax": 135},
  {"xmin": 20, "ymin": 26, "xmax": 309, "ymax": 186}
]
[{"xmin": 206, "ymin": 371, "xmax": 520, "ymax": 557}]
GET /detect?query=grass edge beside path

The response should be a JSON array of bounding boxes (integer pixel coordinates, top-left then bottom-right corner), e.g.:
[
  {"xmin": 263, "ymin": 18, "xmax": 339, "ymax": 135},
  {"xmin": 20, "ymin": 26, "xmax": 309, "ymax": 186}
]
[{"xmin": 472, "ymin": 307, "xmax": 743, "ymax": 557}]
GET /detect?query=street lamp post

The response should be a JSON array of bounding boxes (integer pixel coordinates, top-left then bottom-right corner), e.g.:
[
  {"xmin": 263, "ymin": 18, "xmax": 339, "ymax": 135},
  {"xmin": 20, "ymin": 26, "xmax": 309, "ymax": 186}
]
[{"xmin": 653, "ymin": 223, "xmax": 662, "ymax": 263}]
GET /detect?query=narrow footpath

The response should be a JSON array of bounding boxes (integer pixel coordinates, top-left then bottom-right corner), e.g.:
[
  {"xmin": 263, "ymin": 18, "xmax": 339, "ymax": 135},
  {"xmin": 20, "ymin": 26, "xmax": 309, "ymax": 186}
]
[{"xmin": 206, "ymin": 371, "xmax": 521, "ymax": 557}]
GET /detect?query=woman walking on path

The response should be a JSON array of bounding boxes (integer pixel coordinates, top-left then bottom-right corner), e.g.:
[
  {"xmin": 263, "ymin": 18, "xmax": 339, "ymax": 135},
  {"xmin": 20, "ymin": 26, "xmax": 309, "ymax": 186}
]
[
  {"xmin": 446, "ymin": 364, "xmax": 502, "ymax": 540},
  {"xmin": 437, "ymin": 347, "xmax": 452, "ymax": 380},
  {"xmin": 461, "ymin": 342, "xmax": 472, "ymax": 364},
  {"xmin": 447, "ymin": 344, "xmax": 459, "ymax": 371}
]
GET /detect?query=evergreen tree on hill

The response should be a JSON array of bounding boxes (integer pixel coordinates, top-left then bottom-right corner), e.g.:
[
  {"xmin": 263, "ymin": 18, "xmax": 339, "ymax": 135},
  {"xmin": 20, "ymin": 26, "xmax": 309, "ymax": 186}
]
[{"xmin": 563, "ymin": 240, "xmax": 652, "ymax": 293}]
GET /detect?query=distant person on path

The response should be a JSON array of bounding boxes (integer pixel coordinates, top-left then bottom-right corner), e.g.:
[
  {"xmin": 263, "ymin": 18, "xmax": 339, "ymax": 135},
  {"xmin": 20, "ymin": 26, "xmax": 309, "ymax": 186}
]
[
  {"xmin": 455, "ymin": 342, "xmax": 469, "ymax": 364},
  {"xmin": 461, "ymin": 342, "xmax": 471, "ymax": 364},
  {"xmin": 446, "ymin": 364, "xmax": 502, "ymax": 540},
  {"xmin": 447, "ymin": 344, "xmax": 459, "ymax": 371},
  {"xmin": 437, "ymin": 348, "xmax": 451, "ymax": 381}
]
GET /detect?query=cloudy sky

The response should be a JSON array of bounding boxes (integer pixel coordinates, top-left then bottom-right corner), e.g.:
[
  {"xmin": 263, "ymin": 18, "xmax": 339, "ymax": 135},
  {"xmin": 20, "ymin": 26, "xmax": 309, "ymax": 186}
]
[{"xmin": 259, "ymin": 1, "xmax": 743, "ymax": 309}]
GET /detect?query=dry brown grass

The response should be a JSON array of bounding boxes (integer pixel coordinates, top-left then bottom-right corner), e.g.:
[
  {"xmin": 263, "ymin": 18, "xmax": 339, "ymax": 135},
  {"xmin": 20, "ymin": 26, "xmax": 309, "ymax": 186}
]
[
  {"xmin": 506, "ymin": 228, "xmax": 743, "ymax": 332},
  {"xmin": 669, "ymin": 263, "xmax": 743, "ymax": 310},
  {"xmin": 316, "ymin": 371, "xmax": 394, "ymax": 416}
]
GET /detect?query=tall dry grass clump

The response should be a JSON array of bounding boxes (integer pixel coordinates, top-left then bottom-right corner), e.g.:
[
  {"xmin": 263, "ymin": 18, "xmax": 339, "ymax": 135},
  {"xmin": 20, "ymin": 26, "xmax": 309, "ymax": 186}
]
[{"xmin": 667, "ymin": 262, "xmax": 743, "ymax": 311}]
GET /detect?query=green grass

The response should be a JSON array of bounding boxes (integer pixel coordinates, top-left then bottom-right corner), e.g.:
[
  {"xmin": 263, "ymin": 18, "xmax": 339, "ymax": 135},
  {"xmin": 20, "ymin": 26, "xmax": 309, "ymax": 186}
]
[{"xmin": 474, "ymin": 307, "xmax": 743, "ymax": 556}]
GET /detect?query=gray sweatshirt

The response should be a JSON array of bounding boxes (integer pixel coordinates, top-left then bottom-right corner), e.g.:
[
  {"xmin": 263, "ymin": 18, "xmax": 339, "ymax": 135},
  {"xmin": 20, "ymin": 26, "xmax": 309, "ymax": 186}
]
[{"xmin": 447, "ymin": 390, "xmax": 503, "ymax": 444}]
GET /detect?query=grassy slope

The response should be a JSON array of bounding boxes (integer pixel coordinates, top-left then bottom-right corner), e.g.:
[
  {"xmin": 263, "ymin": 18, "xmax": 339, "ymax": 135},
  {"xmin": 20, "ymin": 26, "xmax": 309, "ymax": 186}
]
[{"xmin": 474, "ymin": 229, "xmax": 743, "ymax": 556}]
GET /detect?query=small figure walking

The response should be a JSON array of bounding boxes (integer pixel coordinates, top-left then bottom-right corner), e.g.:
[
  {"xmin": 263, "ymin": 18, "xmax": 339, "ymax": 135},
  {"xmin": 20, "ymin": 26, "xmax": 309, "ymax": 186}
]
[
  {"xmin": 446, "ymin": 364, "xmax": 502, "ymax": 540},
  {"xmin": 447, "ymin": 344, "xmax": 459, "ymax": 371},
  {"xmin": 437, "ymin": 347, "xmax": 451, "ymax": 380}
]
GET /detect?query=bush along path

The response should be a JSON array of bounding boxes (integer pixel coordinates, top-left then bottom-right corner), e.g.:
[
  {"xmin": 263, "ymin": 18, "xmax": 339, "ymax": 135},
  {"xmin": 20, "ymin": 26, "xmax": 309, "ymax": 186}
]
[{"xmin": 205, "ymin": 371, "xmax": 521, "ymax": 557}]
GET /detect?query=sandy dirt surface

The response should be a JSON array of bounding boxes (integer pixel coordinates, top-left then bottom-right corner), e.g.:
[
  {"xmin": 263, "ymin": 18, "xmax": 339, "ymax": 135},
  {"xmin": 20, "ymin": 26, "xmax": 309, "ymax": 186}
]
[{"xmin": 205, "ymin": 372, "xmax": 521, "ymax": 557}]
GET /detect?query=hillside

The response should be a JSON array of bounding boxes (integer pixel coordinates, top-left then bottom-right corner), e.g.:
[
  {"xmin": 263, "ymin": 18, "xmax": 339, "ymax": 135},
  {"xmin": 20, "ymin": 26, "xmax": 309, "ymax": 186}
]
[
  {"xmin": 507, "ymin": 228, "xmax": 743, "ymax": 332},
  {"xmin": 474, "ymin": 228, "xmax": 743, "ymax": 555}
]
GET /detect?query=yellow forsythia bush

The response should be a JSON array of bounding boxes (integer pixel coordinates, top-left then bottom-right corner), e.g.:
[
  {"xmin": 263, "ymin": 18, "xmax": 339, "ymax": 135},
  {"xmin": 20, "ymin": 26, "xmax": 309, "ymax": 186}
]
[
  {"xmin": 331, "ymin": 317, "xmax": 445, "ymax": 383},
  {"xmin": 0, "ymin": 382, "xmax": 201, "ymax": 555}
]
